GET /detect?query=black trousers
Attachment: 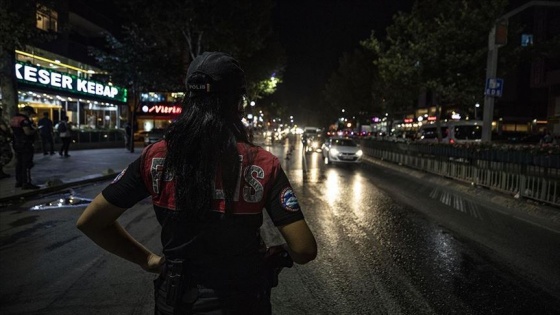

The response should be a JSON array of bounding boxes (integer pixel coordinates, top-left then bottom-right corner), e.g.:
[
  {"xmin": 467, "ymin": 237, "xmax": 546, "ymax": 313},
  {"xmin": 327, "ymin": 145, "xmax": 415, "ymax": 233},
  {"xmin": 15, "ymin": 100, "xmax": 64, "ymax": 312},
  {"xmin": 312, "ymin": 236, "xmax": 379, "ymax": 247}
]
[
  {"xmin": 41, "ymin": 134, "xmax": 55, "ymax": 154},
  {"xmin": 60, "ymin": 137, "xmax": 71, "ymax": 156},
  {"xmin": 13, "ymin": 146, "xmax": 34, "ymax": 185}
]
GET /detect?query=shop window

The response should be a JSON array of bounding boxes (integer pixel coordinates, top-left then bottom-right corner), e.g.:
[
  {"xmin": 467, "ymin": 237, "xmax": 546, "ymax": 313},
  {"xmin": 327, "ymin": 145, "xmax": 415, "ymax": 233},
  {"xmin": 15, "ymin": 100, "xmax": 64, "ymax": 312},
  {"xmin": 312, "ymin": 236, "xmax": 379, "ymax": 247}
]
[{"xmin": 36, "ymin": 5, "xmax": 58, "ymax": 32}]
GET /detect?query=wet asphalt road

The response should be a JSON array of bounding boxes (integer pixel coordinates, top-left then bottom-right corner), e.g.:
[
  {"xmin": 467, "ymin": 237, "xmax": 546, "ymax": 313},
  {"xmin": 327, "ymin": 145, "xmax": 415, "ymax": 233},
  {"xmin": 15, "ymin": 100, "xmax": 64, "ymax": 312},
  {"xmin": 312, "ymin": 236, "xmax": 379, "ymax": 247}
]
[{"xmin": 1, "ymin": 136, "xmax": 559, "ymax": 314}]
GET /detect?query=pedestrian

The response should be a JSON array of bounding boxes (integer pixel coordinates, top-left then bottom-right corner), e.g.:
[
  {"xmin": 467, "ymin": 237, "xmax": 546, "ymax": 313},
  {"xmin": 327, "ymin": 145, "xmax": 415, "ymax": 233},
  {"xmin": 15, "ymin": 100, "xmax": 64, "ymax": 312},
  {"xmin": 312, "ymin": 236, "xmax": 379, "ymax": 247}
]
[
  {"xmin": 38, "ymin": 112, "xmax": 55, "ymax": 155},
  {"xmin": 57, "ymin": 116, "xmax": 72, "ymax": 157},
  {"xmin": 10, "ymin": 105, "xmax": 40, "ymax": 189},
  {"xmin": 77, "ymin": 51, "xmax": 317, "ymax": 314},
  {"xmin": 0, "ymin": 106, "xmax": 14, "ymax": 179}
]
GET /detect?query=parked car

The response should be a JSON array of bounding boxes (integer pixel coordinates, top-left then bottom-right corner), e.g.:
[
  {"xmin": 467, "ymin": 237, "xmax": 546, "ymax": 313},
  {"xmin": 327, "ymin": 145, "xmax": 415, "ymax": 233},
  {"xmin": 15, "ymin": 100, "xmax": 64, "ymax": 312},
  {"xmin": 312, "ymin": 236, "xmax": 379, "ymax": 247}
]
[
  {"xmin": 387, "ymin": 131, "xmax": 416, "ymax": 143},
  {"xmin": 321, "ymin": 137, "xmax": 363, "ymax": 165},
  {"xmin": 416, "ymin": 120, "xmax": 482, "ymax": 144},
  {"xmin": 144, "ymin": 128, "xmax": 166, "ymax": 146}
]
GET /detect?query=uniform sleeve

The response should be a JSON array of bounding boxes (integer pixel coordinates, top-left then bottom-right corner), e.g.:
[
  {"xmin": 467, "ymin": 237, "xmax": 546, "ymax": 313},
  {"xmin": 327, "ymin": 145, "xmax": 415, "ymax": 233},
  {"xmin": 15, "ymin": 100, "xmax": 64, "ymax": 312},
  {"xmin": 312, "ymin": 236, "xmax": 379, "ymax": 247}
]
[
  {"xmin": 102, "ymin": 157, "xmax": 150, "ymax": 208},
  {"xmin": 264, "ymin": 162, "xmax": 304, "ymax": 227}
]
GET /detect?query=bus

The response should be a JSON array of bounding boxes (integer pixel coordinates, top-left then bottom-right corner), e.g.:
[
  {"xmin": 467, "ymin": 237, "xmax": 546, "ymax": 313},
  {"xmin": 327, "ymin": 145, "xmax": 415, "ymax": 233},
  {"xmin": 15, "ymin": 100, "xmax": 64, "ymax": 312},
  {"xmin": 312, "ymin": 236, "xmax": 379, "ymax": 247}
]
[{"xmin": 417, "ymin": 120, "xmax": 483, "ymax": 144}]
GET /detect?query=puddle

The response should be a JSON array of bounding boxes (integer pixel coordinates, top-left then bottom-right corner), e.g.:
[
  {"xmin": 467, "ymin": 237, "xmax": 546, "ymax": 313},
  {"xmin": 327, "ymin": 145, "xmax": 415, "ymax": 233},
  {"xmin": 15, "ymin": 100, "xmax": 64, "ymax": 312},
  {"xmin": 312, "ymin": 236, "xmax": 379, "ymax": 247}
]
[{"xmin": 30, "ymin": 195, "xmax": 93, "ymax": 211}]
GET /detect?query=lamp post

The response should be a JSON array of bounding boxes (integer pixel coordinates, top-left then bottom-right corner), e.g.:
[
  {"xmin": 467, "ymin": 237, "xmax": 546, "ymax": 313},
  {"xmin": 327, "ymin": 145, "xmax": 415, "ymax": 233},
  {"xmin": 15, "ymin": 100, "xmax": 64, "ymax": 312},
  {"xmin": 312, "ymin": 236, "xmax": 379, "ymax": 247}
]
[{"xmin": 475, "ymin": 103, "xmax": 480, "ymax": 120}]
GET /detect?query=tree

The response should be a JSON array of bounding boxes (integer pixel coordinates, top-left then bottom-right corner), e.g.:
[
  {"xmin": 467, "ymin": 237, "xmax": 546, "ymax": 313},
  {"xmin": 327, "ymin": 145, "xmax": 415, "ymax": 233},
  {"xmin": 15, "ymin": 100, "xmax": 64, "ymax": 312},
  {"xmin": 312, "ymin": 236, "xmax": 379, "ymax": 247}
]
[
  {"xmin": 240, "ymin": 39, "xmax": 286, "ymax": 103},
  {"xmin": 0, "ymin": 0, "xmax": 55, "ymax": 119},
  {"xmin": 361, "ymin": 31, "xmax": 419, "ymax": 119},
  {"xmin": 363, "ymin": 0, "xmax": 508, "ymax": 118},
  {"xmin": 91, "ymin": 0, "xmax": 286, "ymax": 151},
  {"xmin": 323, "ymin": 47, "xmax": 377, "ymax": 124},
  {"xmin": 108, "ymin": 0, "xmax": 285, "ymax": 98},
  {"xmin": 90, "ymin": 24, "xmax": 186, "ymax": 152}
]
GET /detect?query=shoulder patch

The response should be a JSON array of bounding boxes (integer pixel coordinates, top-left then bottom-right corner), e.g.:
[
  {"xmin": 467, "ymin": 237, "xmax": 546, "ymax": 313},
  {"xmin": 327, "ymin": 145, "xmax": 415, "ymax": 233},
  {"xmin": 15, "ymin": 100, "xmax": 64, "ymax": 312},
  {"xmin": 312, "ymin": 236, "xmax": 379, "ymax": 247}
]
[
  {"xmin": 112, "ymin": 167, "xmax": 127, "ymax": 183},
  {"xmin": 280, "ymin": 187, "xmax": 300, "ymax": 212}
]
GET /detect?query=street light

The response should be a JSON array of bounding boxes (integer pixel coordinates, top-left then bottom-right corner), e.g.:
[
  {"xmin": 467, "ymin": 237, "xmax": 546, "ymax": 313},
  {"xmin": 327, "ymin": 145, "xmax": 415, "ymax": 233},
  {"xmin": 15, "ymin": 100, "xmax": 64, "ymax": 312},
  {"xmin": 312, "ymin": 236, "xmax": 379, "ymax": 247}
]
[{"xmin": 475, "ymin": 103, "xmax": 480, "ymax": 120}]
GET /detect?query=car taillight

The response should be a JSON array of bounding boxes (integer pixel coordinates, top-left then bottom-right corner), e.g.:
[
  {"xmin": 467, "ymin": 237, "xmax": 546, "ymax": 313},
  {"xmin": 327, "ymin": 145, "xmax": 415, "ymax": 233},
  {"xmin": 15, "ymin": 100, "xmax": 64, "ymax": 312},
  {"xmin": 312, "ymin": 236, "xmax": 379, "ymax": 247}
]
[{"xmin": 449, "ymin": 138, "xmax": 455, "ymax": 144}]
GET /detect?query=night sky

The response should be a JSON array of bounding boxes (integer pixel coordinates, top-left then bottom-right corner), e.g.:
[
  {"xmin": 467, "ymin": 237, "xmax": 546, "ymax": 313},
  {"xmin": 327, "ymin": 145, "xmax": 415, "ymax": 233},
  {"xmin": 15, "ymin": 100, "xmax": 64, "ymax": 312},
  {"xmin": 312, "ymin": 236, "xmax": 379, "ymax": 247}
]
[{"xmin": 271, "ymin": 0, "xmax": 414, "ymax": 121}]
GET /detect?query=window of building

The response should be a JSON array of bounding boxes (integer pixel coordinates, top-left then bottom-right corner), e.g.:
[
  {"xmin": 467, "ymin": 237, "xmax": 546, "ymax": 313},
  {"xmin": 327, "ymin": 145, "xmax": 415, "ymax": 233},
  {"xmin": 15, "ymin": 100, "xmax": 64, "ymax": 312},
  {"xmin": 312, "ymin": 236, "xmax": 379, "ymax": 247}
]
[{"xmin": 36, "ymin": 5, "xmax": 58, "ymax": 32}]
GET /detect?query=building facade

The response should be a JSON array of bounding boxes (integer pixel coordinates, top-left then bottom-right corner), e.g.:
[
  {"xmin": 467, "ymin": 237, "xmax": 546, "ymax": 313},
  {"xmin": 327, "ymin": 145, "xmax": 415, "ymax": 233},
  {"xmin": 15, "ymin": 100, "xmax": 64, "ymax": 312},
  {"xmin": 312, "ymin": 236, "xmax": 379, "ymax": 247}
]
[{"xmin": 7, "ymin": 1, "xmax": 129, "ymax": 131}]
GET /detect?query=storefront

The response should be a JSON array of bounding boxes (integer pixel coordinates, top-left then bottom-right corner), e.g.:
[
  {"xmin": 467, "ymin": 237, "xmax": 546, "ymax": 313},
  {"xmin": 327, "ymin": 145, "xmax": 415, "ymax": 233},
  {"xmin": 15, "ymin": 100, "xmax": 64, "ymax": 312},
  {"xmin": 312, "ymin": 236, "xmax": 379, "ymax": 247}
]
[
  {"xmin": 135, "ymin": 92, "xmax": 184, "ymax": 131},
  {"xmin": 14, "ymin": 51, "xmax": 128, "ymax": 129}
]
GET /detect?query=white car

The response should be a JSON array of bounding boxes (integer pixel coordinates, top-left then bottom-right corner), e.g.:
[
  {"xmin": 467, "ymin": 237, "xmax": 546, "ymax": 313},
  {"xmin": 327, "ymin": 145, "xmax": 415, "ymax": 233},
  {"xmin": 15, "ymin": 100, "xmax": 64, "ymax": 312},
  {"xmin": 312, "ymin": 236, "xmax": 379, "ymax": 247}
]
[{"xmin": 322, "ymin": 137, "xmax": 363, "ymax": 165}]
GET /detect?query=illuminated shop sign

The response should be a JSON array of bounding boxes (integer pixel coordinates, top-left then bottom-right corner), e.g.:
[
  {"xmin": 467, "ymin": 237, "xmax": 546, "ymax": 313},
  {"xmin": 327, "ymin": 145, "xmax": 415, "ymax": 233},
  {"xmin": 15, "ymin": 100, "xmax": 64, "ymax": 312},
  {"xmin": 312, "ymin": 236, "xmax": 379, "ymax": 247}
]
[
  {"xmin": 15, "ymin": 61, "xmax": 127, "ymax": 102},
  {"xmin": 138, "ymin": 102, "xmax": 182, "ymax": 116}
]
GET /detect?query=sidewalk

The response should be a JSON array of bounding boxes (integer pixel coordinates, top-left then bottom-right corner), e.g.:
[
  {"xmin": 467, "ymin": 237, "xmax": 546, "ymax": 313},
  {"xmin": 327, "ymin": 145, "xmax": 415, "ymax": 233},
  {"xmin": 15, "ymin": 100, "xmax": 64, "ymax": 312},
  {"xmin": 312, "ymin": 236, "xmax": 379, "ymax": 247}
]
[
  {"xmin": 0, "ymin": 147, "xmax": 141, "ymax": 203},
  {"xmin": 0, "ymin": 136, "xmax": 269, "ymax": 204}
]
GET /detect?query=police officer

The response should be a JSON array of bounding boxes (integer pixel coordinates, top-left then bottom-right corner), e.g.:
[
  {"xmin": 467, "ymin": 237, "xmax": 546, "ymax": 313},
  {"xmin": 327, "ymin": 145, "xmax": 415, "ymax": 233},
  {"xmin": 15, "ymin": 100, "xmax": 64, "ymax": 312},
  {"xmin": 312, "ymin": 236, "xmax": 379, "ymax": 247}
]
[
  {"xmin": 77, "ymin": 52, "xmax": 317, "ymax": 314},
  {"xmin": 38, "ymin": 111, "xmax": 55, "ymax": 155},
  {"xmin": 10, "ymin": 105, "xmax": 40, "ymax": 189}
]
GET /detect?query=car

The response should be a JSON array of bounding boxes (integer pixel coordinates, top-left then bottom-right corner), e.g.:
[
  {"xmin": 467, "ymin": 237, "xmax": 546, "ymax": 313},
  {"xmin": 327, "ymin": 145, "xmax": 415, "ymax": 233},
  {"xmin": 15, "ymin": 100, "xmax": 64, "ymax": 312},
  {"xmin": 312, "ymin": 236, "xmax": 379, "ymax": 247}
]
[
  {"xmin": 302, "ymin": 127, "xmax": 324, "ymax": 153},
  {"xmin": 386, "ymin": 131, "xmax": 415, "ymax": 143},
  {"xmin": 321, "ymin": 137, "xmax": 363, "ymax": 165},
  {"xmin": 144, "ymin": 128, "xmax": 166, "ymax": 146},
  {"xmin": 416, "ymin": 120, "xmax": 482, "ymax": 144}
]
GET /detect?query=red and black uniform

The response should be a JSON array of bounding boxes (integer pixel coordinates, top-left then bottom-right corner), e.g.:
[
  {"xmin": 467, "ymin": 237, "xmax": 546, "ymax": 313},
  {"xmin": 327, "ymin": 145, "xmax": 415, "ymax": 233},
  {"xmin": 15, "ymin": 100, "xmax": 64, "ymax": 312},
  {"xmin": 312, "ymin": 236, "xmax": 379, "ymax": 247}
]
[
  {"xmin": 102, "ymin": 140, "xmax": 304, "ymax": 313},
  {"xmin": 10, "ymin": 114, "xmax": 35, "ymax": 186}
]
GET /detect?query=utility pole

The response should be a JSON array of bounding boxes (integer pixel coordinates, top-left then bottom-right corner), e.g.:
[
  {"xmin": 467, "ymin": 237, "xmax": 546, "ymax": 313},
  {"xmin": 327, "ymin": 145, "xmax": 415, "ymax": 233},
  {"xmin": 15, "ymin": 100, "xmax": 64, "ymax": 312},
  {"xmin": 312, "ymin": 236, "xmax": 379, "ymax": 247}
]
[{"xmin": 482, "ymin": 1, "xmax": 560, "ymax": 142}]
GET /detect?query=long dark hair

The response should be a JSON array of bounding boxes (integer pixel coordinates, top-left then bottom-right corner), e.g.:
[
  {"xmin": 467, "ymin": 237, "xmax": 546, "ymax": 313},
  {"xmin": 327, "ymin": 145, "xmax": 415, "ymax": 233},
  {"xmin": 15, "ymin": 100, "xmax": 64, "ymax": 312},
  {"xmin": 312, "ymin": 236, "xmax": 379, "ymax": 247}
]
[{"xmin": 164, "ymin": 92, "xmax": 250, "ymax": 220}]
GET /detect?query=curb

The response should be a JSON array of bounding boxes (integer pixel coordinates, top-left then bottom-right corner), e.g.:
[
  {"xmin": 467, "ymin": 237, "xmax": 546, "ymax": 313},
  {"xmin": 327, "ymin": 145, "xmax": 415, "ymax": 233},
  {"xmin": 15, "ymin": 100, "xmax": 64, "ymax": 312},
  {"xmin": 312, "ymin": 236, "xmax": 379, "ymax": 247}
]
[{"xmin": 0, "ymin": 173, "xmax": 117, "ymax": 205}]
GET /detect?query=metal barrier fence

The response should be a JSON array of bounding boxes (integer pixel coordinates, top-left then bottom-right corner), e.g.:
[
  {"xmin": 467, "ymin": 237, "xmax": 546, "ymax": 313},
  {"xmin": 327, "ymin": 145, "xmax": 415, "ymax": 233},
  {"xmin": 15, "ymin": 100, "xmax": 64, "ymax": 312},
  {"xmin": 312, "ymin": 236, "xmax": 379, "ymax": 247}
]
[{"xmin": 361, "ymin": 140, "xmax": 560, "ymax": 207}]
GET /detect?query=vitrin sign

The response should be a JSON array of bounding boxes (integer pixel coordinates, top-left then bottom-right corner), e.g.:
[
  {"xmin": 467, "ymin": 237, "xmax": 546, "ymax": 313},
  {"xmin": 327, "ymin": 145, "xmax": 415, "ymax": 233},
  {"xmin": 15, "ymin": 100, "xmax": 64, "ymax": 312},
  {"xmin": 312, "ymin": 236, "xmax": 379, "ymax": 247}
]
[
  {"xmin": 15, "ymin": 62, "xmax": 127, "ymax": 102},
  {"xmin": 138, "ymin": 103, "xmax": 182, "ymax": 116}
]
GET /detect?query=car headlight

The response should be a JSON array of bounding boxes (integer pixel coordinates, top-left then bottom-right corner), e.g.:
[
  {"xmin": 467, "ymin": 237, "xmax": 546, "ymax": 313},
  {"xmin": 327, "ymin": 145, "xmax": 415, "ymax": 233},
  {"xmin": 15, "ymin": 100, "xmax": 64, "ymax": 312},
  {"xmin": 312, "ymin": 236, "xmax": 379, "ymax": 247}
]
[
  {"xmin": 330, "ymin": 148, "xmax": 339, "ymax": 155},
  {"xmin": 356, "ymin": 150, "xmax": 363, "ymax": 157}
]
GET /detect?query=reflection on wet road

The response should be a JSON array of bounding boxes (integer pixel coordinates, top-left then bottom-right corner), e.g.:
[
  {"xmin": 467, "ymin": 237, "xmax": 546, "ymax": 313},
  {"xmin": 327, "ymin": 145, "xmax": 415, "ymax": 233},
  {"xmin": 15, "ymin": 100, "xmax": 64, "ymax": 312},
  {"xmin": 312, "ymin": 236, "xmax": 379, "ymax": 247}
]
[
  {"xmin": 30, "ymin": 195, "xmax": 93, "ymax": 211},
  {"xmin": 265, "ymin": 138, "xmax": 560, "ymax": 314}
]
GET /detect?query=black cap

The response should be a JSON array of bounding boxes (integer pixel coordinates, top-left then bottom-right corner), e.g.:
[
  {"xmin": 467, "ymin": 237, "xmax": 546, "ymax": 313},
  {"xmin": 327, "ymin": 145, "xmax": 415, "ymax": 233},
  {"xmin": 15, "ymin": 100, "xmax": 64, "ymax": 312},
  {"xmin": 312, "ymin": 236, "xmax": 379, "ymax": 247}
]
[
  {"xmin": 22, "ymin": 105, "xmax": 36, "ymax": 114},
  {"xmin": 186, "ymin": 52, "xmax": 246, "ymax": 95}
]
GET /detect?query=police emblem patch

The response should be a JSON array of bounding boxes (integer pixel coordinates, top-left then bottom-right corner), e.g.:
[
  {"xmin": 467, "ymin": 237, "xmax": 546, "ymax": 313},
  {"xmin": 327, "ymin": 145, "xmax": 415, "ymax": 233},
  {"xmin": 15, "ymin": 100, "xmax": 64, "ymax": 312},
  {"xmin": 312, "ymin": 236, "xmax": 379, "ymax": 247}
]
[
  {"xmin": 112, "ymin": 168, "xmax": 127, "ymax": 183},
  {"xmin": 280, "ymin": 187, "xmax": 300, "ymax": 212}
]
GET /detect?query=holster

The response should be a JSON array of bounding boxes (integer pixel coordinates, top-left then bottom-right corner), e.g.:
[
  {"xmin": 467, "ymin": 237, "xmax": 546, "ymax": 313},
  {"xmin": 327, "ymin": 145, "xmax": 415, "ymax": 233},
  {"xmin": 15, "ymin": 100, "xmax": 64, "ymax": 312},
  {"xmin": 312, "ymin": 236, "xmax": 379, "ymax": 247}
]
[
  {"xmin": 263, "ymin": 246, "xmax": 294, "ymax": 289},
  {"xmin": 164, "ymin": 259, "xmax": 186, "ymax": 307},
  {"xmin": 154, "ymin": 259, "xmax": 188, "ymax": 315}
]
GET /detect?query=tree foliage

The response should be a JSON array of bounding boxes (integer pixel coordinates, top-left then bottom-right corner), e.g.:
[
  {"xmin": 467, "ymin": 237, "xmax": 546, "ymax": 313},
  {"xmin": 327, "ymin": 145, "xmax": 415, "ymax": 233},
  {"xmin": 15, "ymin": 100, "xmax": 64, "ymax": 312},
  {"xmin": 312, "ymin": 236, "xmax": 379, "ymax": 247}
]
[
  {"xmin": 362, "ymin": 0, "xmax": 508, "ymax": 115},
  {"xmin": 0, "ymin": 0, "xmax": 55, "ymax": 118},
  {"xmin": 323, "ymin": 47, "xmax": 377, "ymax": 120},
  {"xmin": 98, "ymin": 0, "xmax": 285, "ymax": 99},
  {"xmin": 90, "ymin": 25, "xmax": 185, "ymax": 93}
]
